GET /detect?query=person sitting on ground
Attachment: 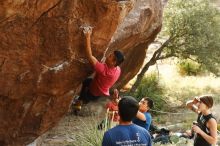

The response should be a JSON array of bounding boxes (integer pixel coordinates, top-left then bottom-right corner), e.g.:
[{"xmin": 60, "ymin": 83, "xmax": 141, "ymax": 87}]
[
  {"xmin": 102, "ymin": 96, "xmax": 152, "ymax": 146},
  {"xmin": 133, "ymin": 97, "xmax": 154, "ymax": 131},
  {"xmin": 73, "ymin": 27, "xmax": 124, "ymax": 111},
  {"xmin": 186, "ymin": 95, "xmax": 217, "ymax": 146},
  {"xmin": 98, "ymin": 89, "xmax": 121, "ymax": 130}
]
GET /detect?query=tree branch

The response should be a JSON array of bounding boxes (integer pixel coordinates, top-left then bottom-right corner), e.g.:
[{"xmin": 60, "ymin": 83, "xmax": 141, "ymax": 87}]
[{"xmin": 129, "ymin": 36, "xmax": 174, "ymax": 93}]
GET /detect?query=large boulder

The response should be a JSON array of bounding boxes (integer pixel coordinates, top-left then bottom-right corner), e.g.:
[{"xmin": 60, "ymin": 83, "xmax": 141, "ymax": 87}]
[
  {"xmin": 111, "ymin": 0, "xmax": 163, "ymax": 89},
  {"xmin": 0, "ymin": 0, "xmax": 162, "ymax": 145}
]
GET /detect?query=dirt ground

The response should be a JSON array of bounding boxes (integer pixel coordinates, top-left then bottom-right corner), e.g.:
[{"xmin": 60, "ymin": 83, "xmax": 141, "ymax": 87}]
[
  {"xmin": 33, "ymin": 99, "xmax": 108, "ymax": 146},
  {"xmin": 35, "ymin": 113, "xmax": 194, "ymax": 146},
  {"xmin": 38, "ymin": 114, "xmax": 97, "ymax": 146},
  {"xmin": 34, "ymin": 106, "xmax": 219, "ymax": 146}
]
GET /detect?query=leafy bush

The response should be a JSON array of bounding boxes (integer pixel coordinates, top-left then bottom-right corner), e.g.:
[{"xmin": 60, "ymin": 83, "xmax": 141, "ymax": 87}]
[
  {"xmin": 132, "ymin": 73, "xmax": 167, "ymax": 111},
  {"xmin": 177, "ymin": 59, "xmax": 202, "ymax": 76}
]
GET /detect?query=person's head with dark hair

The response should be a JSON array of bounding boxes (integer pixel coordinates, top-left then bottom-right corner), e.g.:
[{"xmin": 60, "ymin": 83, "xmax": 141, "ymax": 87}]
[
  {"xmin": 139, "ymin": 97, "xmax": 154, "ymax": 112},
  {"xmin": 105, "ymin": 50, "xmax": 124, "ymax": 67},
  {"xmin": 110, "ymin": 89, "xmax": 119, "ymax": 99},
  {"xmin": 109, "ymin": 88, "xmax": 121, "ymax": 104},
  {"xmin": 199, "ymin": 95, "xmax": 214, "ymax": 109},
  {"xmin": 118, "ymin": 96, "xmax": 139, "ymax": 122},
  {"xmin": 145, "ymin": 97, "xmax": 154, "ymax": 109},
  {"xmin": 114, "ymin": 50, "xmax": 124, "ymax": 66}
]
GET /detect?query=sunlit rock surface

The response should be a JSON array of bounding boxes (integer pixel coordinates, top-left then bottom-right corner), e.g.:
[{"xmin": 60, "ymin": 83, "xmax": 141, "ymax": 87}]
[{"xmin": 0, "ymin": 0, "xmax": 162, "ymax": 145}]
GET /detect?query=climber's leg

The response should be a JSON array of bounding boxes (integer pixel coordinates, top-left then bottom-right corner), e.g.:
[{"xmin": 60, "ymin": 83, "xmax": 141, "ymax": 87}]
[
  {"xmin": 72, "ymin": 78, "xmax": 100, "ymax": 115},
  {"xmin": 78, "ymin": 78, "xmax": 93, "ymax": 103}
]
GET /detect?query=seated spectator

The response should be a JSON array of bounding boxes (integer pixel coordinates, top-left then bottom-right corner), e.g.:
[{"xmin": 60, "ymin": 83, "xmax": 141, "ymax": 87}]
[{"xmin": 133, "ymin": 97, "xmax": 154, "ymax": 131}]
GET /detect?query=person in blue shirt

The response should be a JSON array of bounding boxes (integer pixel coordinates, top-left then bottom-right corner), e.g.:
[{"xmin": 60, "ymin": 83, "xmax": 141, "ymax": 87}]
[
  {"xmin": 133, "ymin": 97, "xmax": 154, "ymax": 131},
  {"xmin": 102, "ymin": 96, "xmax": 152, "ymax": 146}
]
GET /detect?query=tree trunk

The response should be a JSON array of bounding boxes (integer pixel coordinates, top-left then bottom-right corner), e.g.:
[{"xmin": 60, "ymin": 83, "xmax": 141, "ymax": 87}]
[
  {"xmin": 129, "ymin": 37, "xmax": 173, "ymax": 93},
  {"xmin": 129, "ymin": 55, "xmax": 157, "ymax": 93}
]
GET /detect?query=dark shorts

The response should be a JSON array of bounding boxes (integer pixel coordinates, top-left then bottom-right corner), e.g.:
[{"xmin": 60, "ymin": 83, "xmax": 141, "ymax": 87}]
[{"xmin": 78, "ymin": 78, "xmax": 100, "ymax": 104}]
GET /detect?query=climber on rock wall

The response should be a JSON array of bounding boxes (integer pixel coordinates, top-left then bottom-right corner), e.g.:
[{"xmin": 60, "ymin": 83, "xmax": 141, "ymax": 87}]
[{"xmin": 72, "ymin": 26, "xmax": 125, "ymax": 114}]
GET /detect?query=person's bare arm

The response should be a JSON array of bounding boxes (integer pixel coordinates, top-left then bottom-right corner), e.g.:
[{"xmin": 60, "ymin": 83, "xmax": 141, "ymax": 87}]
[
  {"xmin": 193, "ymin": 119, "xmax": 217, "ymax": 144},
  {"xmin": 136, "ymin": 111, "xmax": 146, "ymax": 121},
  {"xmin": 84, "ymin": 30, "xmax": 98, "ymax": 66},
  {"xmin": 186, "ymin": 97, "xmax": 199, "ymax": 113}
]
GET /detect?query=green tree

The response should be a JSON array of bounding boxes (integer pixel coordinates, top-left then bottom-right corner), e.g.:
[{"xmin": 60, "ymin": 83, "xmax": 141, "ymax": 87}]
[{"xmin": 130, "ymin": 0, "xmax": 220, "ymax": 93}]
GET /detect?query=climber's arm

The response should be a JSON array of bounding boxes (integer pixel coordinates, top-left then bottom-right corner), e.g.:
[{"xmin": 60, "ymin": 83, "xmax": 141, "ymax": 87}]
[{"xmin": 85, "ymin": 30, "xmax": 98, "ymax": 66}]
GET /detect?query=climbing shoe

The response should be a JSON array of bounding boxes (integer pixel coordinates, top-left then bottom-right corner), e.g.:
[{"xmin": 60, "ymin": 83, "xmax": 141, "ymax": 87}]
[{"xmin": 72, "ymin": 99, "xmax": 83, "ymax": 115}]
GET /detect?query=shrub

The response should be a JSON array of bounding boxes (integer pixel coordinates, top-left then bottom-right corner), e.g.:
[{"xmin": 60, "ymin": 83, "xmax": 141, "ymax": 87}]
[
  {"xmin": 218, "ymin": 124, "xmax": 220, "ymax": 131},
  {"xmin": 177, "ymin": 59, "xmax": 202, "ymax": 76},
  {"xmin": 68, "ymin": 118, "xmax": 104, "ymax": 146},
  {"xmin": 132, "ymin": 73, "xmax": 167, "ymax": 111}
]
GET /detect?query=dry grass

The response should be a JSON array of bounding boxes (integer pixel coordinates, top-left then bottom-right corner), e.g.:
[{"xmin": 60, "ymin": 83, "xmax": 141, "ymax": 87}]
[{"xmin": 148, "ymin": 60, "xmax": 220, "ymax": 105}]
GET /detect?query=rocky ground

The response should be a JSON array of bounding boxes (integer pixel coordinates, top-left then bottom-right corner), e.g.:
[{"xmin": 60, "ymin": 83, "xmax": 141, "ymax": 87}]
[
  {"xmin": 36, "ymin": 115, "xmax": 94, "ymax": 146},
  {"xmin": 28, "ymin": 99, "xmax": 108, "ymax": 146}
]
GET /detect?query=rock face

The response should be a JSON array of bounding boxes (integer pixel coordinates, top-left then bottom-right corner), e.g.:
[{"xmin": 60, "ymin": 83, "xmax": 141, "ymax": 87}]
[
  {"xmin": 110, "ymin": 0, "xmax": 163, "ymax": 89},
  {"xmin": 0, "ymin": 0, "xmax": 162, "ymax": 145}
]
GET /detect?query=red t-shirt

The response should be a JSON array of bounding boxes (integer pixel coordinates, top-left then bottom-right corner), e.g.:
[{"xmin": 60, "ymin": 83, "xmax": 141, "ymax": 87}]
[
  {"xmin": 89, "ymin": 61, "xmax": 121, "ymax": 96},
  {"xmin": 106, "ymin": 101, "xmax": 119, "ymax": 122}
]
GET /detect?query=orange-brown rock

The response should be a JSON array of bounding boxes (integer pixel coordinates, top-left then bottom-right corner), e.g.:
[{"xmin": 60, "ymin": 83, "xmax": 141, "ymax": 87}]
[{"xmin": 0, "ymin": 0, "xmax": 162, "ymax": 145}]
